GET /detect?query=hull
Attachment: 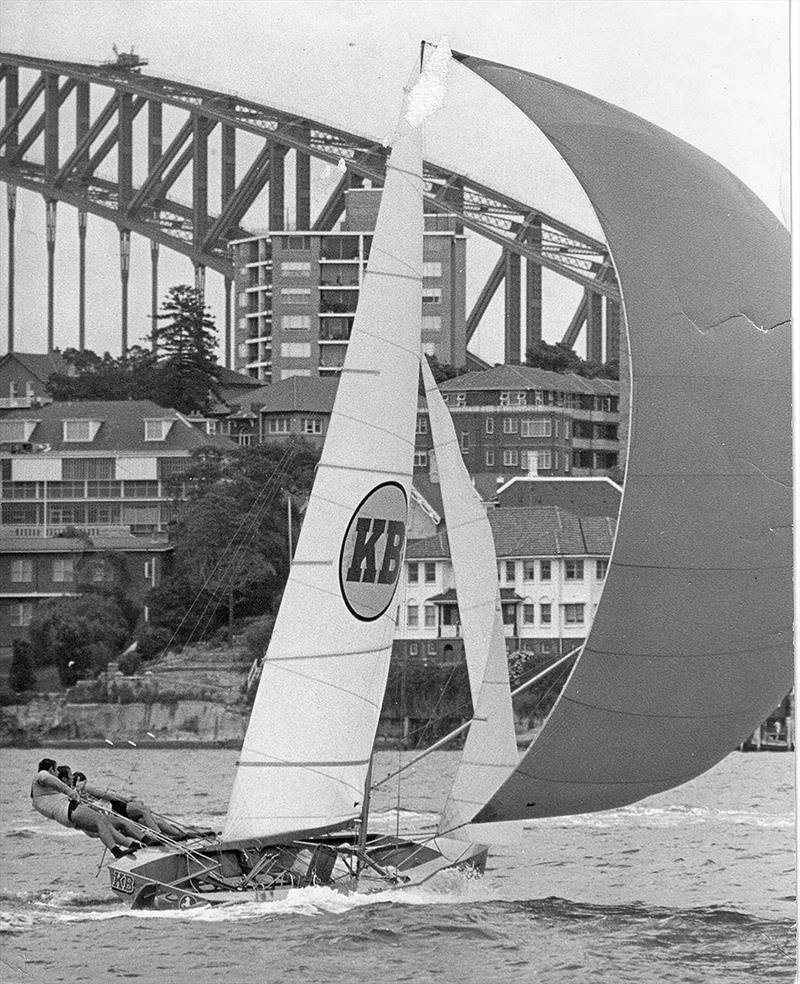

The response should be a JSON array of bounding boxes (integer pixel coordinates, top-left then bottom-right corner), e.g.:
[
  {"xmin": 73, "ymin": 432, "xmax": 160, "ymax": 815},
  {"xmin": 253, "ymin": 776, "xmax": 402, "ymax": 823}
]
[{"xmin": 108, "ymin": 831, "xmax": 488, "ymax": 910}]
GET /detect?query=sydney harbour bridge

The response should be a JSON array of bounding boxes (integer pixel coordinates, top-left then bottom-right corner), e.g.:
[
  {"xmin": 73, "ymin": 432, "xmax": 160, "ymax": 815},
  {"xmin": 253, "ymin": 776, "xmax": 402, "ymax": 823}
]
[{"xmin": 0, "ymin": 51, "xmax": 621, "ymax": 368}]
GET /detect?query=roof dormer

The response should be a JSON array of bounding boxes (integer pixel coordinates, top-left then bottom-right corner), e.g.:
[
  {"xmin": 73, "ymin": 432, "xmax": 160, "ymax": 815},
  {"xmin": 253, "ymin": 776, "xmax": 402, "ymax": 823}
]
[
  {"xmin": 144, "ymin": 418, "xmax": 174, "ymax": 442},
  {"xmin": 63, "ymin": 418, "xmax": 102, "ymax": 442},
  {"xmin": 0, "ymin": 418, "xmax": 40, "ymax": 444}
]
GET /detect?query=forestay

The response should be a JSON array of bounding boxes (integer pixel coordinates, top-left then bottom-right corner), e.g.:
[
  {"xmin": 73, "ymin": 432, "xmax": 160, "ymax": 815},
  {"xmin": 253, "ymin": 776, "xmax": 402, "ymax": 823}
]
[
  {"xmin": 222, "ymin": 113, "xmax": 423, "ymax": 845},
  {"xmin": 420, "ymin": 358, "xmax": 518, "ymax": 835},
  {"xmin": 453, "ymin": 53, "xmax": 792, "ymax": 822}
]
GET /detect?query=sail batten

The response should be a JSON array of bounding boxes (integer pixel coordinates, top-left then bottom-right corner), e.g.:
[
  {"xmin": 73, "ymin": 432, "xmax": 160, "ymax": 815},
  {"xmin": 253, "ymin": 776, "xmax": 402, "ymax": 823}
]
[{"xmin": 454, "ymin": 52, "xmax": 791, "ymax": 824}]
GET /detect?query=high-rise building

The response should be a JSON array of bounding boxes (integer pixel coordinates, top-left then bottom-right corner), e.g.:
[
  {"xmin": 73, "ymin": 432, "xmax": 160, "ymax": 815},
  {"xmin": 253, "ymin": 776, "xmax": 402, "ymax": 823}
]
[{"xmin": 231, "ymin": 188, "xmax": 467, "ymax": 382}]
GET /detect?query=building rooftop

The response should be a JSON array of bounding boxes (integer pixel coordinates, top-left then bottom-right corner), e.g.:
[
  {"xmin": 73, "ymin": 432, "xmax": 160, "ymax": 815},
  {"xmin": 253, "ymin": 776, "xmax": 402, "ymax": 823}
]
[
  {"xmin": 243, "ymin": 376, "xmax": 340, "ymax": 415},
  {"xmin": 496, "ymin": 476, "xmax": 623, "ymax": 516},
  {"xmin": 0, "ymin": 351, "xmax": 71, "ymax": 382},
  {"xmin": 0, "ymin": 400, "xmax": 235, "ymax": 453},
  {"xmin": 438, "ymin": 364, "xmax": 619, "ymax": 396},
  {"xmin": 406, "ymin": 505, "xmax": 616, "ymax": 560},
  {"xmin": 0, "ymin": 535, "xmax": 173, "ymax": 553}
]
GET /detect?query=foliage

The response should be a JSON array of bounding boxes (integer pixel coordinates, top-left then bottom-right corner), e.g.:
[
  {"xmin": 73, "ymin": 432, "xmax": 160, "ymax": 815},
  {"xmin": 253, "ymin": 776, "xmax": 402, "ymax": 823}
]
[
  {"xmin": 45, "ymin": 285, "xmax": 222, "ymax": 414},
  {"xmin": 28, "ymin": 594, "xmax": 131, "ymax": 686},
  {"xmin": 118, "ymin": 649, "xmax": 141, "ymax": 676},
  {"xmin": 383, "ymin": 654, "xmax": 472, "ymax": 746},
  {"xmin": 9, "ymin": 639, "xmax": 36, "ymax": 692},
  {"xmin": 75, "ymin": 548, "xmax": 140, "ymax": 633},
  {"xmin": 149, "ymin": 441, "xmax": 319, "ymax": 644},
  {"xmin": 526, "ymin": 339, "xmax": 619, "ymax": 380},
  {"xmin": 243, "ymin": 614, "xmax": 276, "ymax": 662},
  {"xmin": 134, "ymin": 624, "xmax": 174, "ymax": 661},
  {"xmin": 425, "ymin": 355, "xmax": 468, "ymax": 384}
]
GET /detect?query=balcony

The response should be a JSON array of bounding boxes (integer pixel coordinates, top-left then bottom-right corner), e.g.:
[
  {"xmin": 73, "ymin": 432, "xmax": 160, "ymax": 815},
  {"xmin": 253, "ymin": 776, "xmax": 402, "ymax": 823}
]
[{"xmin": 0, "ymin": 397, "xmax": 35, "ymax": 409}]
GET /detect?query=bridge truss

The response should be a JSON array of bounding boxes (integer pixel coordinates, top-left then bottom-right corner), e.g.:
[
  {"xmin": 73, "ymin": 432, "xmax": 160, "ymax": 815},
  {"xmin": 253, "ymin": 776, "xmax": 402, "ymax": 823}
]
[{"xmin": 0, "ymin": 52, "xmax": 621, "ymax": 368}]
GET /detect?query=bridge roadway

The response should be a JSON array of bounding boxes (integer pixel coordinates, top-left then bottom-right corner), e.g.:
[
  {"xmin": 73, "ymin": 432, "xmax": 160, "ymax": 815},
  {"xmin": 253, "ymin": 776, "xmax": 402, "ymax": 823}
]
[{"xmin": 0, "ymin": 52, "xmax": 620, "ymax": 365}]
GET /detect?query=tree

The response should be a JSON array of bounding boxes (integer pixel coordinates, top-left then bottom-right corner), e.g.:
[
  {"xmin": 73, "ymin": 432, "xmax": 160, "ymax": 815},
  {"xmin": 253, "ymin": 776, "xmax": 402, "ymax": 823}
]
[
  {"xmin": 425, "ymin": 355, "xmax": 468, "ymax": 384},
  {"xmin": 525, "ymin": 339, "xmax": 619, "ymax": 380},
  {"xmin": 149, "ymin": 285, "xmax": 221, "ymax": 413},
  {"xmin": 28, "ymin": 594, "xmax": 131, "ymax": 685},
  {"xmin": 9, "ymin": 640, "xmax": 36, "ymax": 692}
]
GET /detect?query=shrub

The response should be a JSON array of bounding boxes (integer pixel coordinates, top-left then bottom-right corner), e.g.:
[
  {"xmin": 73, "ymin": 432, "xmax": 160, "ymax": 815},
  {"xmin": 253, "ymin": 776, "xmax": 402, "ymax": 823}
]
[
  {"xmin": 243, "ymin": 615, "xmax": 275, "ymax": 662},
  {"xmin": 118, "ymin": 650, "xmax": 141, "ymax": 676},
  {"xmin": 135, "ymin": 625, "xmax": 173, "ymax": 661},
  {"xmin": 9, "ymin": 639, "xmax": 36, "ymax": 692}
]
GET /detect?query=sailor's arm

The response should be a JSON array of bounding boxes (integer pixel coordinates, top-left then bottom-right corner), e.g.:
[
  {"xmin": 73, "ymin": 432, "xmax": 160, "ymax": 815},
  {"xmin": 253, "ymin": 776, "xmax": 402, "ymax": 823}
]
[{"xmin": 36, "ymin": 770, "xmax": 78, "ymax": 798}]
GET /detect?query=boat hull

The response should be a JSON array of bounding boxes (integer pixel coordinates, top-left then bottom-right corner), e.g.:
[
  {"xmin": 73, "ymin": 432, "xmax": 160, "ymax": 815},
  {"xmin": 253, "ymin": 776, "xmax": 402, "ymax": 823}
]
[{"xmin": 108, "ymin": 832, "xmax": 488, "ymax": 910}]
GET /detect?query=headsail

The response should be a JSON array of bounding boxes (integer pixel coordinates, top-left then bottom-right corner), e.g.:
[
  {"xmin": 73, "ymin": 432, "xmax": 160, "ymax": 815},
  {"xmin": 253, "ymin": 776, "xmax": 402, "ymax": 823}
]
[
  {"xmin": 221, "ymin": 105, "xmax": 424, "ymax": 845},
  {"xmin": 453, "ymin": 53, "xmax": 792, "ymax": 822},
  {"xmin": 420, "ymin": 358, "xmax": 518, "ymax": 835}
]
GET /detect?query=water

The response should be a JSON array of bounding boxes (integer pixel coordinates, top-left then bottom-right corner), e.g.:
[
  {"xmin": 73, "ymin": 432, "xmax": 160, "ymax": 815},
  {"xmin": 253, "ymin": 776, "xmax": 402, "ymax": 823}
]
[{"xmin": 0, "ymin": 748, "xmax": 794, "ymax": 983}]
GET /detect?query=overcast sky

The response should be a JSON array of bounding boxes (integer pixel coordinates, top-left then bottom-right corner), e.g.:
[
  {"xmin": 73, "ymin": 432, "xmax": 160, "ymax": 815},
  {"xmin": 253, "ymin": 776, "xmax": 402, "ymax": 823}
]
[{"xmin": 0, "ymin": 0, "xmax": 791, "ymax": 362}]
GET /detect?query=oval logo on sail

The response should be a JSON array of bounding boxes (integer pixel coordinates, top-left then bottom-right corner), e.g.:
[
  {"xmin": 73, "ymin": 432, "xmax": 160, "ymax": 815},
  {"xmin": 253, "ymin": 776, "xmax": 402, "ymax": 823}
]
[{"xmin": 339, "ymin": 482, "xmax": 408, "ymax": 622}]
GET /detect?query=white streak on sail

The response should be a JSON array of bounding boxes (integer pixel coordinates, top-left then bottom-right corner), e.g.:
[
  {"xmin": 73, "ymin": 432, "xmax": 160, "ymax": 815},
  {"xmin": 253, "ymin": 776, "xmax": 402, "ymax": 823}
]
[
  {"xmin": 404, "ymin": 37, "xmax": 451, "ymax": 128},
  {"xmin": 221, "ymin": 106, "xmax": 423, "ymax": 846},
  {"xmin": 421, "ymin": 358, "xmax": 518, "ymax": 835}
]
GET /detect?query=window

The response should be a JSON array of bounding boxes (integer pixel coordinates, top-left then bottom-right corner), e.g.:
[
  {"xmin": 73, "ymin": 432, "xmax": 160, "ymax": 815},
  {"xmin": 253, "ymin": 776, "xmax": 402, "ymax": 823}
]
[
  {"xmin": 485, "ymin": 417, "xmax": 494, "ymax": 434},
  {"xmin": 280, "ymin": 288, "xmax": 311, "ymax": 304},
  {"xmin": 52, "ymin": 558, "xmax": 74, "ymax": 583},
  {"xmin": 503, "ymin": 450, "xmax": 519, "ymax": 466},
  {"xmin": 596, "ymin": 559, "xmax": 609, "ymax": 579},
  {"xmin": 427, "ymin": 641, "xmax": 437, "ymax": 655},
  {"xmin": 0, "ymin": 419, "xmax": 39, "ymax": 443},
  {"xmin": 144, "ymin": 419, "xmax": 173, "ymax": 442},
  {"xmin": 499, "ymin": 391, "xmax": 510, "ymax": 406},
  {"xmin": 502, "ymin": 418, "xmax": 519, "ymax": 434},
  {"xmin": 87, "ymin": 480, "xmax": 121, "ymax": 498},
  {"xmin": 501, "ymin": 604, "xmax": 516, "ymax": 626},
  {"xmin": 564, "ymin": 420, "xmax": 570, "ymax": 439},
  {"xmin": 460, "ymin": 432, "xmax": 469, "ymax": 452},
  {"xmin": 416, "ymin": 416, "xmax": 428, "ymax": 434},
  {"xmin": 565, "ymin": 559, "xmax": 584, "ymax": 581},
  {"xmin": 11, "ymin": 559, "xmax": 33, "ymax": 582},
  {"xmin": 407, "ymin": 604, "xmax": 419, "ymax": 628},
  {"xmin": 408, "ymin": 562, "xmax": 419, "ymax": 584},
  {"xmin": 520, "ymin": 419, "xmax": 551, "ymax": 437},
  {"xmin": 523, "ymin": 560, "xmax": 535, "ymax": 580},
  {"xmin": 280, "ymin": 261, "xmax": 311, "ymax": 278},
  {"xmin": 409, "ymin": 642, "xmax": 419, "ymax": 655},
  {"xmin": 424, "ymin": 562, "xmax": 436, "ymax": 583},
  {"xmin": 281, "ymin": 236, "xmax": 311, "ymax": 250},
  {"xmin": 540, "ymin": 603, "xmax": 552, "ymax": 625},
  {"xmin": 11, "ymin": 601, "xmax": 33, "ymax": 627},
  {"xmin": 424, "ymin": 605, "xmax": 436, "ymax": 628},
  {"xmin": 63, "ymin": 419, "xmax": 101, "ymax": 442},
  {"xmin": 238, "ymin": 292, "xmax": 249, "ymax": 309},
  {"xmin": 538, "ymin": 451, "xmax": 552, "ymax": 470},
  {"xmin": 564, "ymin": 603, "xmax": 585, "ymax": 625},
  {"xmin": 522, "ymin": 604, "xmax": 535, "ymax": 624},
  {"xmin": 540, "ymin": 559, "xmax": 552, "ymax": 581},
  {"xmin": 422, "ymin": 315, "xmax": 441, "ymax": 333},
  {"xmin": 281, "ymin": 315, "xmax": 312, "ymax": 331},
  {"xmin": 455, "ymin": 392, "xmax": 466, "ymax": 407},
  {"xmin": 515, "ymin": 391, "xmax": 527, "ymax": 405},
  {"xmin": 268, "ymin": 418, "xmax": 290, "ymax": 434},
  {"xmin": 301, "ymin": 418, "xmax": 322, "ymax": 435},
  {"xmin": 504, "ymin": 561, "xmax": 516, "ymax": 582},
  {"xmin": 422, "ymin": 288, "xmax": 442, "ymax": 304},
  {"xmin": 423, "ymin": 261, "xmax": 442, "ymax": 278},
  {"xmin": 281, "ymin": 342, "xmax": 311, "ymax": 358},
  {"xmin": 414, "ymin": 451, "xmax": 428, "ymax": 468},
  {"xmin": 9, "ymin": 380, "xmax": 18, "ymax": 398},
  {"xmin": 485, "ymin": 450, "xmax": 495, "ymax": 467}
]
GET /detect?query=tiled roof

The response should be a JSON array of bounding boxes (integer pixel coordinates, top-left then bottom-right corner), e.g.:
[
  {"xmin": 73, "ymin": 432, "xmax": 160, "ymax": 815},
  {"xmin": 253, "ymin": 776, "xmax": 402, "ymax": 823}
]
[
  {"xmin": 1, "ymin": 351, "xmax": 71, "ymax": 381},
  {"xmin": 407, "ymin": 505, "xmax": 616, "ymax": 560},
  {"xmin": 0, "ymin": 400, "xmax": 235, "ymax": 453},
  {"xmin": 438, "ymin": 364, "xmax": 619, "ymax": 396},
  {"xmin": 241, "ymin": 376, "xmax": 340, "ymax": 414},
  {"xmin": 496, "ymin": 476, "xmax": 622, "ymax": 517},
  {"xmin": 0, "ymin": 535, "xmax": 173, "ymax": 553},
  {"xmin": 214, "ymin": 367, "xmax": 263, "ymax": 388}
]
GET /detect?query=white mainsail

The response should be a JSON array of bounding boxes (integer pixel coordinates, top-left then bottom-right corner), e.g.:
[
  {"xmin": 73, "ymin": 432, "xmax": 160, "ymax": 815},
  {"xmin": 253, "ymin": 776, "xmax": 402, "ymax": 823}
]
[
  {"xmin": 222, "ymin": 106, "xmax": 423, "ymax": 845},
  {"xmin": 453, "ymin": 53, "xmax": 792, "ymax": 823},
  {"xmin": 419, "ymin": 358, "xmax": 518, "ymax": 835}
]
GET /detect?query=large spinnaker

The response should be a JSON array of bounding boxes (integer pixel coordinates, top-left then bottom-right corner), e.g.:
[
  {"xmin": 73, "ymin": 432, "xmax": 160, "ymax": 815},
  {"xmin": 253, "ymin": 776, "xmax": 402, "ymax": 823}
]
[
  {"xmin": 221, "ymin": 115, "xmax": 423, "ymax": 846},
  {"xmin": 453, "ymin": 53, "xmax": 792, "ymax": 822},
  {"xmin": 420, "ymin": 358, "xmax": 518, "ymax": 835}
]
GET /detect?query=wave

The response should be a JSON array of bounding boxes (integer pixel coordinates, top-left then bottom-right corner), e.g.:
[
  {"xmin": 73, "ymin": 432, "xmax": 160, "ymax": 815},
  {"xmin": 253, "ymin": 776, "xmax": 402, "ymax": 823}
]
[{"xmin": 529, "ymin": 804, "xmax": 794, "ymax": 830}]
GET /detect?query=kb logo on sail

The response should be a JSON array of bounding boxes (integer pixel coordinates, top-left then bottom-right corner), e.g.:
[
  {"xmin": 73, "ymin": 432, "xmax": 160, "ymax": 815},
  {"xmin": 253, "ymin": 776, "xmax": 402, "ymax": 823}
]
[{"xmin": 339, "ymin": 482, "xmax": 408, "ymax": 621}]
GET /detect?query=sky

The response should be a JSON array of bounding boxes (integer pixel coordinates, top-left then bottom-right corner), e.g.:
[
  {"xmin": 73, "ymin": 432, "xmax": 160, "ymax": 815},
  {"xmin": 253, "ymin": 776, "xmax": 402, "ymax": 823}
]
[{"xmin": 0, "ymin": 0, "xmax": 791, "ymax": 363}]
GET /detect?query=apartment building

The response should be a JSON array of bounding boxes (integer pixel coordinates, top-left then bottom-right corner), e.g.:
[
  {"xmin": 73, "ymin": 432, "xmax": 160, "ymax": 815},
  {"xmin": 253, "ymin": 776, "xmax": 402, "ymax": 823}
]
[
  {"xmin": 231, "ymin": 187, "xmax": 467, "ymax": 382},
  {"xmin": 414, "ymin": 365, "xmax": 621, "ymax": 480},
  {"xmin": 395, "ymin": 502, "xmax": 616, "ymax": 662}
]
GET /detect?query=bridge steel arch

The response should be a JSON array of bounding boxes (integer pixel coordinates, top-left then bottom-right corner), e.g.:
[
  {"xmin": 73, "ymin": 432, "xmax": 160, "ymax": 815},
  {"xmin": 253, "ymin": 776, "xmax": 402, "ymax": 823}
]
[{"xmin": 0, "ymin": 52, "xmax": 621, "ymax": 368}]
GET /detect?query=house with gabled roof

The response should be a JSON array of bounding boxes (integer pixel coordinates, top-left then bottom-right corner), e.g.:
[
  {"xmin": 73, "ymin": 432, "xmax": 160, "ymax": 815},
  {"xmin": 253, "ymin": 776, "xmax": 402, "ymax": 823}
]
[{"xmin": 0, "ymin": 351, "xmax": 72, "ymax": 410}]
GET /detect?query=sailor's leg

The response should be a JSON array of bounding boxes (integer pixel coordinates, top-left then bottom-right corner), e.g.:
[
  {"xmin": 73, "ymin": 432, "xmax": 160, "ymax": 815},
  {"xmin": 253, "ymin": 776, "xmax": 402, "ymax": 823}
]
[{"xmin": 71, "ymin": 804, "xmax": 138, "ymax": 851}]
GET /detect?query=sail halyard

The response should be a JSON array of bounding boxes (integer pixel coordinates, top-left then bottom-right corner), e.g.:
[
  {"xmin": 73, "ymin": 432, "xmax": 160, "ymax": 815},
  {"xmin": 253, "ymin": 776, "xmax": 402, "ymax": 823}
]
[
  {"xmin": 452, "ymin": 53, "xmax": 792, "ymax": 824},
  {"xmin": 419, "ymin": 359, "xmax": 518, "ymax": 835},
  {"xmin": 220, "ymin": 109, "xmax": 425, "ymax": 847}
]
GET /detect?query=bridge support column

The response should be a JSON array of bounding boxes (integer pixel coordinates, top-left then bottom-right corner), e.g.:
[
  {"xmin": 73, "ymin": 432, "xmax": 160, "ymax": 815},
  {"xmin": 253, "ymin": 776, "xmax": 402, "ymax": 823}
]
[
  {"xmin": 150, "ymin": 239, "xmax": 159, "ymax": 347},
  {"xmin": 296, "ymin": 142, "xmax": 311, "ymax": 229},
  {"xmin": 223, "ymin": 276, "xmax": 232, "ymax": 368},
  {"xmin": 119, "ymin": 229, "xmax": 131, "ymax": 354},
  {"xmin": 606, "ymin": 299, "xmax": 621, "ymax": 364},
  {"xmin": 194, "ymin": 264, "xmax": 206, "ymax": 299},
  {"xmin": 586, "ymin": 290, "xmax": 603, "ymax": 364},
  {"xmin": 526, "ymin": 218, "xmax": 542, "ymax": 347},
  {"xmin": 78, "ymin": 210, "xmax": 87, "ymax": 350},
  {"xmin": 504, "ymin": 249, "xmax": 521, "ymax": 363},
  {"xmin": 269, "ymin": 141, "xmax": 285, "ymax": 229},
  {"xmin": 45, "ymin": 200, "xmax": 57, "ymax": 352},
  {"xmin": 6, "ymin": 186, "xmax": 16, "ymax": 352}
]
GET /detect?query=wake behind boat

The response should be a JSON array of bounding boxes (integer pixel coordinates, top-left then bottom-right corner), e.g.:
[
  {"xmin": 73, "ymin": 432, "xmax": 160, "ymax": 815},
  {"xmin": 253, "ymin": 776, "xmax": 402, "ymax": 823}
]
[{"xmin": 107, "ymin": 40, "xmax": 790, "ymax": 909}]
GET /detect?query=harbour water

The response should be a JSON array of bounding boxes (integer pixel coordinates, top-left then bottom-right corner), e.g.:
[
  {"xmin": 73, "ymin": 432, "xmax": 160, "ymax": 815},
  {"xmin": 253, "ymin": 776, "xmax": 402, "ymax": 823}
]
[{"xmin": 0, "ymin": 747, "xmax": 794, "ymax": 983}]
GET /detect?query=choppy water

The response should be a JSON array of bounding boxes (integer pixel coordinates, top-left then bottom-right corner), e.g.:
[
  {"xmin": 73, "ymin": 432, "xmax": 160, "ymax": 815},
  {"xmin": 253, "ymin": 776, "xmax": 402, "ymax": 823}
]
[{"xmin": 0, "ymin": 747, "xmax": 794, "ymax": 983}]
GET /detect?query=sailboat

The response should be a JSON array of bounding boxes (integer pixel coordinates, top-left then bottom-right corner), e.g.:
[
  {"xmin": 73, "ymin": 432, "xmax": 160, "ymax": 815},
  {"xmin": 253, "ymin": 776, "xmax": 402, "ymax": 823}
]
[{"xmin": 107, "ymin": 47, "xmax": 791, "ymax": 909}]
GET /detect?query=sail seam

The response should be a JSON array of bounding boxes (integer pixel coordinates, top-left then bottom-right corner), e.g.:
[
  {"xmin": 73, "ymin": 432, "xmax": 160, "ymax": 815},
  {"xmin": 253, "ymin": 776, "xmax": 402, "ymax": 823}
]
[{"xmin": 560, "ymin": 694, "xmax": 769, "ymax": 720}]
